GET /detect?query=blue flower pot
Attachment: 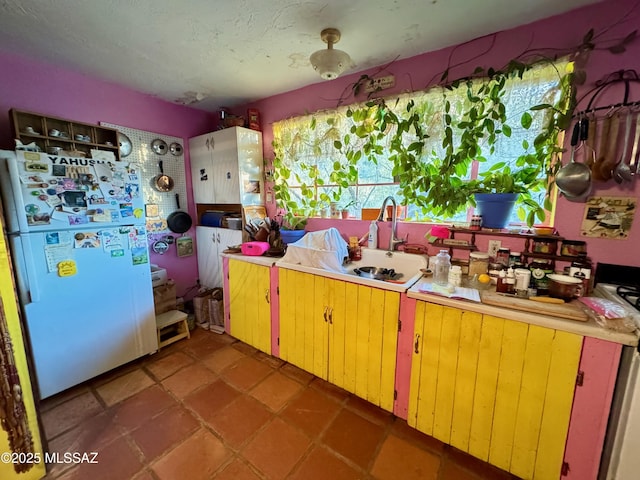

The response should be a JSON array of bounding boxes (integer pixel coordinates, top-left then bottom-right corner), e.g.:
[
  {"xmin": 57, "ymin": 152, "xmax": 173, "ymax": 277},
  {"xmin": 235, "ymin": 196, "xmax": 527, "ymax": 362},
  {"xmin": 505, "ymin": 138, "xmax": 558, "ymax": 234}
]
[{"xmin": 474, "ymin": 193, "xmax": 519, "ymax": 229}]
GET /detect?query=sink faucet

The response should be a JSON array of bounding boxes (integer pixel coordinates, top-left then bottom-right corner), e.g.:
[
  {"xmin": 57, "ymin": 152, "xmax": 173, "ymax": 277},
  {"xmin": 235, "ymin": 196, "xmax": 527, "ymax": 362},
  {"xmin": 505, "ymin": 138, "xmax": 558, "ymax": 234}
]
[{"xmin": 376, "ymin": 196, "xmax": 406, "ymax": 252}]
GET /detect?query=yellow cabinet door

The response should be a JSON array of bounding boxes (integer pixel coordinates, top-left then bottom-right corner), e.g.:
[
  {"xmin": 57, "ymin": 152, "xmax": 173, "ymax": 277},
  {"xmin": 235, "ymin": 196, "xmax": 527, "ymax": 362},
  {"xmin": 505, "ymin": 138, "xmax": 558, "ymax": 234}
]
[
  {"xmin": 279, "ymin": 270, "xmax": 399, "ymax": 412},
  {"xmin": 278, "ymin": 269, "xmax": 328, "ymax": 379},
  {"xmin": 228, "ymin": 259, "xmax": 272, "ymax": 354},
  {"xmin": 408, "ymin": 302, "xmax": 582, "ymax": 480}
]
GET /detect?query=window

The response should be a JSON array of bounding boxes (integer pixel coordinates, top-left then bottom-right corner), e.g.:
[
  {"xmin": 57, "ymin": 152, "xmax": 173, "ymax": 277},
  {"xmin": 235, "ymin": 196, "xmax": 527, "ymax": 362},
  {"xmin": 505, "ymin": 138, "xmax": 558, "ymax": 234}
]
[{"xmin": 273, "ymin": 60, "xmax": 568, "ymax": 225}]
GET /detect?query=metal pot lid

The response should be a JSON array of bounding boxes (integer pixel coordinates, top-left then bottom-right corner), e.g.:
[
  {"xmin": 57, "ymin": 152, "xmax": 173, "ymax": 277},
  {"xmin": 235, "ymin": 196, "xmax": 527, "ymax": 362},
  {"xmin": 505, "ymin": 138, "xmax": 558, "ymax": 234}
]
[
  {"xmin": 169, "ymin": 142, "xmax": 183, "ymax": 156},
  {"xmin": 151, "ymin": 138, "xmax": 168, "ymax": 155},
  {"xmin": 118, "ymin": 132, "xmax": 132, "ymax": 157}
]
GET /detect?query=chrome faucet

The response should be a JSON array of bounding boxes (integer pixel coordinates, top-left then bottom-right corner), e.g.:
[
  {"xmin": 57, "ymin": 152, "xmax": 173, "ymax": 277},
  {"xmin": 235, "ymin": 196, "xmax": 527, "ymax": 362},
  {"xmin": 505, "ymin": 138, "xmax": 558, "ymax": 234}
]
[{"xmin": 376, "ymin": 196, "xmax": 406, "ymax": 252}]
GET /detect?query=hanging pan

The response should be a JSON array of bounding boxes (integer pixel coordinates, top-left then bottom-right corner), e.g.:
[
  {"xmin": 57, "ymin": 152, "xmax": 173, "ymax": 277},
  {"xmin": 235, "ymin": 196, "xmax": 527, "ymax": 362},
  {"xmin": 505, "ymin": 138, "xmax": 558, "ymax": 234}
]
[
  {"xmin": 167, "ymin": 193, "xmax": 193, "ymax": 234},
  {"xmin": 152, "ymin": 160, "xmax": 174, "ymax": 192}
]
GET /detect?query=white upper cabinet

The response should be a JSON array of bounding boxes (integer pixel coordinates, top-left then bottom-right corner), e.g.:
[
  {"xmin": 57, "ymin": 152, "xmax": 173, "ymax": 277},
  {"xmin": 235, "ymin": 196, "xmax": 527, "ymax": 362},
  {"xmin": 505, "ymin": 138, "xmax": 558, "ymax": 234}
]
[{"xmin": 189, "ymin": 127, "xmax": 264, "ymax": 205}]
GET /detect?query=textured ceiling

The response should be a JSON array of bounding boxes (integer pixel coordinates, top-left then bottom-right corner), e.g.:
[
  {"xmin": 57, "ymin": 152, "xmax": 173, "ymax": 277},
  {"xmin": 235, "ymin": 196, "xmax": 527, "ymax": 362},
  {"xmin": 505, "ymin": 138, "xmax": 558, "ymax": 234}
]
[{"xmin": 0, "ymin": 0, "xmax": 600, "ymax": 112}]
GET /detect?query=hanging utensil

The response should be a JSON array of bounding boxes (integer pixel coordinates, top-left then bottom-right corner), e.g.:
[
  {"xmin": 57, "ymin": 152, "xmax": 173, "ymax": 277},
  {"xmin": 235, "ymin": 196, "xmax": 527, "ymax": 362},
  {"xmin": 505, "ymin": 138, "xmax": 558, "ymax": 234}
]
[
  {"xmin": 556, "ymin": 120, "xmax": 591, "ymax": 198},
  {"xmin": 152, "ymin": 160, "xmax": 174, "ymax": 192},
  {"xmin": 613, "ymin": 112, "xmax": 633, "ymax": 184},
  {"xmin": 620, "ymin": 112, "xmax": 640, "ymax": 182},
  {"xmin": 585, "ymin": 114, "xmax": 597, "ymax": 166},
  {"xmin": 166, "ymin": 193, "xmax": 193, "ymax": 234},
  {"xmin": 591, "ymin": 114, "xmax": 613, "ymax": 181},
  {"xmin": 599, "ymin": 113, "xmax": 621, "ymax": 181},
  {"xmin": 618, "ymin": 111, "xmax": 640, "ymax": 182}
]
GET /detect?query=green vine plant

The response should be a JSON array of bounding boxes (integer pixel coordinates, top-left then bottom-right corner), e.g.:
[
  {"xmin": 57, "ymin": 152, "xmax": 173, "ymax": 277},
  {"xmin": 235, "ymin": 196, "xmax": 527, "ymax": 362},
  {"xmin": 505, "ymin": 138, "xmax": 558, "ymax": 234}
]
[{"xmin": 273, "ymin": 14, "xmax": 637, "ymax": 227}]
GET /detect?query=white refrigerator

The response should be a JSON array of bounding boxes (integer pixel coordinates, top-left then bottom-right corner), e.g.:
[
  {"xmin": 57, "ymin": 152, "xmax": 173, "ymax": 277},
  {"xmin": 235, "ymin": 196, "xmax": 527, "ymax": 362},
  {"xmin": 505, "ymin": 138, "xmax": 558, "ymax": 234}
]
[{"xmin": 0, "ymin": 150, "xmax": 157, "ymax": 399}]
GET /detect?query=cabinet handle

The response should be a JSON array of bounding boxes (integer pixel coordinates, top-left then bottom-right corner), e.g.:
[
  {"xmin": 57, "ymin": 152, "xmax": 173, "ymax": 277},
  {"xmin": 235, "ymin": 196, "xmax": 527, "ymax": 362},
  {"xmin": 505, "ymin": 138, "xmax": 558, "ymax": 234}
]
[
  {"xmin": 328, "ymin": 307, "xmax": 333, "ymax": 324},
  {"xmin": 323, "ymin": 306, "xmax": 328, "ymax": 322},
  {"xmin": 217, "ymin": 233, "xmax": 221, "ymax": 242},
  {"xmin": 205, "ymin": 138, "xmax": 210, "ymax": 149},
  {"xmin": 414, "ymin": 334, "xmax": 420, "ymax": 354},
  {"xmin": 265, "ymin": 289, "xmax": 270, "ymax": 304}
]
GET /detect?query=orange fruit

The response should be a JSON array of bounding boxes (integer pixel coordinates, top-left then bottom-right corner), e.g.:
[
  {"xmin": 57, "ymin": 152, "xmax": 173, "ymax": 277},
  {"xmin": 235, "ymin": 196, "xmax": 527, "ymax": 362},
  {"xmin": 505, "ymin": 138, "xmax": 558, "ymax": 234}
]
[{"xmin": 478, "ymin": 274, "xmax": 491, "ymax": 284}]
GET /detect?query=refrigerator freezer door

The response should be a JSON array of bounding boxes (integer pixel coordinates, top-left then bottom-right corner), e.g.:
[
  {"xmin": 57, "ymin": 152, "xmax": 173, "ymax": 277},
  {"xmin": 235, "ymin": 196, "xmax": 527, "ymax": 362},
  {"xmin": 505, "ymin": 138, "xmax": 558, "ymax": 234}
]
[
  {"xmin": 20, "ymin": 230, "xmax": 157, "ymax": 398},
  {"xmin": 8, "ymin": 151, "xmax": 145, "ymax": 233}
]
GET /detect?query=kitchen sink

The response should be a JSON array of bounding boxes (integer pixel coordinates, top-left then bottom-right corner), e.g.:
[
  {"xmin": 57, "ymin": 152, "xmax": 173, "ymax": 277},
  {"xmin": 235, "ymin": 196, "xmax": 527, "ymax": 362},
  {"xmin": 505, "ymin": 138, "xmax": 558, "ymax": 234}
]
[{"xmin": 276, "ymin": 247, "xmax": 428, "ymax": 292}]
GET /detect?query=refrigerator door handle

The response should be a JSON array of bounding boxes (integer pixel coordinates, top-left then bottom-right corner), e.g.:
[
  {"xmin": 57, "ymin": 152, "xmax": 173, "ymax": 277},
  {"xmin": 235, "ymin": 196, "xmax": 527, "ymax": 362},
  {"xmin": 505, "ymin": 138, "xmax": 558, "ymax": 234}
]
[
  {"xmin": 16, "ymin": 234, "xmax": 40, "ymax": 303},
  {"xmin": 8, "ymin": 235, "xmax": 34, "ymax": 305}
]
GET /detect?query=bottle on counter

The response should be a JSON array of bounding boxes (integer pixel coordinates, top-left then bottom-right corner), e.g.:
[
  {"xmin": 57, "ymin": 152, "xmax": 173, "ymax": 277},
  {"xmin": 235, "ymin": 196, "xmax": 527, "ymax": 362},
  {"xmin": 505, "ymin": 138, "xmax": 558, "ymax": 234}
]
[
  {"xmin": 496, "ymin": 269, "xmax": 509, "ymax": 293},
  {"xmin": 433, "ymin": 250, "xmax": 452, "ymax": 286},
  {"xmin": 367, "ymin": 221, "xmax": 378, "ymax": 249},
  {"xmin": 505, "ymin": 267, "xmax": 516, "ymax": 294}
]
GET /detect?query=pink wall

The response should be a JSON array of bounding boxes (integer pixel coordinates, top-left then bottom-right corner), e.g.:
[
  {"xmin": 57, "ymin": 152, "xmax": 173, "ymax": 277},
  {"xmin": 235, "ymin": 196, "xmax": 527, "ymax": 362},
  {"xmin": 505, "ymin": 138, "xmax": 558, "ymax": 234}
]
[
  {"xmin": 240, "ymin": 0, "xmax": 640, "ymax": 268},
  {"xmin": 0, "ymin": 51, "xmax": 217, "ymax": 298}
]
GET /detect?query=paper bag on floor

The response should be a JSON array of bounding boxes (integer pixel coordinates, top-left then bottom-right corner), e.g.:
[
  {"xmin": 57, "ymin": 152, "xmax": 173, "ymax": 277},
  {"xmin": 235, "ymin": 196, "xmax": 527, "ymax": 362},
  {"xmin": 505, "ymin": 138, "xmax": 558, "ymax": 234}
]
[{"xmin": 193, "ymin": 289, "xmax": 214, "ymax": 329}]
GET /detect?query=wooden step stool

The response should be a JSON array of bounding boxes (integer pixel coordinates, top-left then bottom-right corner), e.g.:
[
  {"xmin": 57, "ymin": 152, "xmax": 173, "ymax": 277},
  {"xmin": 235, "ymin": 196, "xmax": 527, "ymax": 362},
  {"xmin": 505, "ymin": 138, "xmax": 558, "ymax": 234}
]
[{"xmin": 156, "ymin": 310, "xmax": 190, "ymax": 349}]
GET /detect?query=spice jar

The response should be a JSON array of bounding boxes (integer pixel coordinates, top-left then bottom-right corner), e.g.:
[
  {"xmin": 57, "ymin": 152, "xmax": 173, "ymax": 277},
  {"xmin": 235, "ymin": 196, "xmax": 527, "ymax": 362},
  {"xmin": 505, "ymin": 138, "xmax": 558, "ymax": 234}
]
[
  {"xmin": 532, "ymin": 238, "xmax": 557, "ymax": 254},
  {"xmin": 561, "ymin": 240, "xmax": 587, "ymax": 257}
]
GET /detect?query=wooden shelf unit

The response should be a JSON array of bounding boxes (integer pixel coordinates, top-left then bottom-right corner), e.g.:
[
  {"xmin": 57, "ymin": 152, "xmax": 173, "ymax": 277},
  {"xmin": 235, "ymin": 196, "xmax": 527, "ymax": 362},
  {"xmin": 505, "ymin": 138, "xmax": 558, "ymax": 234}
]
[
  {"xmin": 435, "ymin": 227, "xmax": 586, "ymax": 263},
  {"xmin": 10, "ymin": 109, "xmax": 121, "ymax": 160}
]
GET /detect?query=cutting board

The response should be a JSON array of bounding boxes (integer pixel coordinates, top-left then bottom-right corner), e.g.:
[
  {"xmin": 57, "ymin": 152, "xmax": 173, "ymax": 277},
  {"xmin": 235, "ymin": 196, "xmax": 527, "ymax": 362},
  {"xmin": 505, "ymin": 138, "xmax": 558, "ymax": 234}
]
[{"xmin": 481, "ymin": 292, "xmax": 588, "ymax": 322}]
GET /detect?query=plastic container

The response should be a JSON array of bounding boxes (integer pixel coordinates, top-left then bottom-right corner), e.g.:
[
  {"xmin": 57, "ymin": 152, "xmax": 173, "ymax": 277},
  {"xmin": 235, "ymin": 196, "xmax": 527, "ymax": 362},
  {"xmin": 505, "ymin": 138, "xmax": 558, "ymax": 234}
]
[
  {"xmin": 241, "ymin": 241, "xmax": 270, "ymax": 256},
  {"xmin": 469, "ymin": 251, "xmax": 490, "ymax": 277},
  {"xmin": 448, "ymin": 265, "xmax": 462, "ymax": 287},
  {"xmin": 368, "ymin": 221, "xmax": 378, "ymax": 249},
  {"xmin": 433, "ymin": 250, "xmax": 451, "ymax": 286},
  {"xmin": 561, "ymin": 240, "xmax": 587, "ymax": 257}
]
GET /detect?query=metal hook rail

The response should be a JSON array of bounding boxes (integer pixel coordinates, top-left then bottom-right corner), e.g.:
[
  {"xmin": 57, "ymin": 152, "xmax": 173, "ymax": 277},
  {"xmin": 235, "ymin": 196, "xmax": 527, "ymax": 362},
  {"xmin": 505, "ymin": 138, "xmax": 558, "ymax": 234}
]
[{"xmin": 573, "ymin": 69, "xmax": 640, "ymax": 118}]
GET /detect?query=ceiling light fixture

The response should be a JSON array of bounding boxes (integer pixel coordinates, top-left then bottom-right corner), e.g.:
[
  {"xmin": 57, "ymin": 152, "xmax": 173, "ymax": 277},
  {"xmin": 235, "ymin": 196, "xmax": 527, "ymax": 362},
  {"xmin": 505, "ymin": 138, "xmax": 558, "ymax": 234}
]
[{"xmin": 310, "ymin": 28, "xmax": 351, "ymax": 80}]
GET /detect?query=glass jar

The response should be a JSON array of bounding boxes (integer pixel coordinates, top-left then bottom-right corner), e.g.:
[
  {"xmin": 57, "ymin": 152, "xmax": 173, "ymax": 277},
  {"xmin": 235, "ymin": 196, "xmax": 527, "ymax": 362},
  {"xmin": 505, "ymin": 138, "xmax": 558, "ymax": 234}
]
[
  {"xmin": 488, "ymin": 262, "xmax": 505, "ymax": 285},
  {"xmin": 495, "ymin": 247, "xmax": 510, "ymax": 266},
  {"xmin": 529, "ymin": 258, "xmax": 554, "ymax": 295},
  {"xmin": 508, "ymin": 252, "xmax": 522, "ymax": 267},
  {"xmin": 560, "ymin": 240, "xmax": 587, "ymax": 257},
  {"xmin": 469, "ymin": 251, "xmax": 490, "ymax": 277},
  {"xmin": 532, "ymin": 238, "xmax": 557, "ymax": 254},
  {"xmin": 433, "ymin": 250, "xmax": 451, "ymax": 286}
]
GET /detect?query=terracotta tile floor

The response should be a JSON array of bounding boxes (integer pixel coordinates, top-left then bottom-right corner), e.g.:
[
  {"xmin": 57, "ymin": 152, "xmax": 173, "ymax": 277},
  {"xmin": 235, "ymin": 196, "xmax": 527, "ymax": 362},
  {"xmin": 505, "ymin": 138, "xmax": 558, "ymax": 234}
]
[{"xmin": 40, "ymin": 328, "xmax": 519, "ymax": 480}]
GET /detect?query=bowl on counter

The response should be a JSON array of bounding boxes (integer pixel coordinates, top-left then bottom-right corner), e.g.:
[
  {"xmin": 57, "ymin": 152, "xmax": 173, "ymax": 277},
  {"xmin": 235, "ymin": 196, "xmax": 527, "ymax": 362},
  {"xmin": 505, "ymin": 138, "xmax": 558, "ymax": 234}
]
[{"xmin": 547, "ymin": 274, "xmax": 583, "ymax": 301}]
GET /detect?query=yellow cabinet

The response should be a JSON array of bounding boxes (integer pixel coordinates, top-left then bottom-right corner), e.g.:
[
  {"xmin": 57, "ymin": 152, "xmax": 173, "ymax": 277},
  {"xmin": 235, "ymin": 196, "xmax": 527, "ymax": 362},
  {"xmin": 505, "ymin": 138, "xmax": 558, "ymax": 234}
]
[
  {"xmin": 228, "ymin": 259, "xmax": 272, "ymax": 354},
  {"xmin": 408, "ymin": 302, "xmax": 582, "ymax": 480},
  {"xmin": 278, "ymin": 269, "xmax": 399, "ymax": 412}
]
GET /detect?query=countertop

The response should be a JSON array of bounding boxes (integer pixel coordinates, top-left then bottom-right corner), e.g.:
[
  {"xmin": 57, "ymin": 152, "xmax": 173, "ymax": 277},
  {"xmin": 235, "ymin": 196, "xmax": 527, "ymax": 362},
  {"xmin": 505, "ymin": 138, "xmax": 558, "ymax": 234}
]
[
  {"xmin": 222, "ymin": 253, "xmax": 638, "ymax": 347},
  {"xmin": 408, "ymin": 279, "xmax": 638, "ymax": 347},
  {"xmin": 222, "ymin": 252, "xmax": 279, "ymax": 268}
]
